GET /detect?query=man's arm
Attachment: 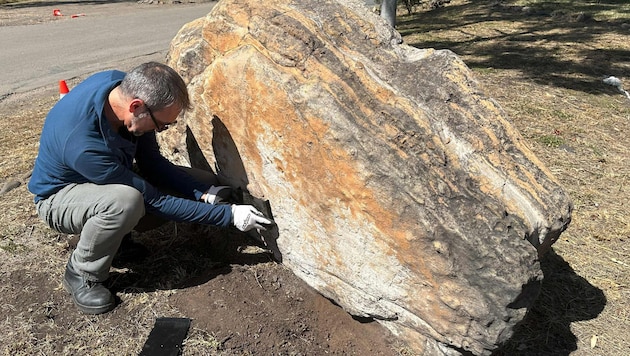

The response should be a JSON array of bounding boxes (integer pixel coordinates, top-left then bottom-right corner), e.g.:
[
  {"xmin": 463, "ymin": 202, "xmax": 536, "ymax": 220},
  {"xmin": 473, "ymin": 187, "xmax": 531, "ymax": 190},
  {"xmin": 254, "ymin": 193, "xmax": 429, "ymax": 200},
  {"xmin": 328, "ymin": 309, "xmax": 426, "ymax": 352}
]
[
  {"xmin": 135, "ymin": 132, "xmax": 210, "ymax": 201},
  {"xmin": 69, "ymin": 145, "xmax": 232, "ymax": 227}
]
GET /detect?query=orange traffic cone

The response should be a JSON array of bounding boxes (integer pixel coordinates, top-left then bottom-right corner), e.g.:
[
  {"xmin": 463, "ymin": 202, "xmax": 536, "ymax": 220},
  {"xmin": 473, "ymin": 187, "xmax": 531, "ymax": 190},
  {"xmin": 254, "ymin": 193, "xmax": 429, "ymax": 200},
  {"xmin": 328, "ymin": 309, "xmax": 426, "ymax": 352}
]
[
  {"xmin": 59, "ymin": 80, "xmax": 69, "ymax": 99},
  {"xmin": 53, "ymin": 9, "xmax": 62, "ymax": 16}
]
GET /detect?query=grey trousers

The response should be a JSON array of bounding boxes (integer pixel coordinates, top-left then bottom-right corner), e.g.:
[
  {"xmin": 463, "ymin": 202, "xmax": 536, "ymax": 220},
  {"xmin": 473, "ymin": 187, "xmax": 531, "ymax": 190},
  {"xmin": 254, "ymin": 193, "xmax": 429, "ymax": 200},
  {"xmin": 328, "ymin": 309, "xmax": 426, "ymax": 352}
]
[
  {"xmin": 35, "ymin": 167, "xmax": 220, "ymax": 282},
  {"xmin": 36, "ymin": 183, "xmax": 144, "ymax": 282}
]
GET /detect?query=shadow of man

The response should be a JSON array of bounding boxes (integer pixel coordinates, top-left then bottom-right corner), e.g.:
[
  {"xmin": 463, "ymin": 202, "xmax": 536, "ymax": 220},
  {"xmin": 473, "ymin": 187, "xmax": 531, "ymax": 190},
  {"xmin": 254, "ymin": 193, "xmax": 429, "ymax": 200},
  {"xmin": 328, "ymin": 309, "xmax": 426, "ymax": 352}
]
[{"xmin": 207, "ymin": 115, "xmax": 282, "ymax": 262}]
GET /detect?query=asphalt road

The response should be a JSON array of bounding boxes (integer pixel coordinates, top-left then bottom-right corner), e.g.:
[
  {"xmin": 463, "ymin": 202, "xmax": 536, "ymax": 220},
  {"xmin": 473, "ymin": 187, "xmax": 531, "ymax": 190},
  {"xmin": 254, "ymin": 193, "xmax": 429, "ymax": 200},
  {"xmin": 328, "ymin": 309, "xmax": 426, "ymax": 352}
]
[{"xmin": 0, "ymin": 2, "xmax": 216, "ymax": 102}]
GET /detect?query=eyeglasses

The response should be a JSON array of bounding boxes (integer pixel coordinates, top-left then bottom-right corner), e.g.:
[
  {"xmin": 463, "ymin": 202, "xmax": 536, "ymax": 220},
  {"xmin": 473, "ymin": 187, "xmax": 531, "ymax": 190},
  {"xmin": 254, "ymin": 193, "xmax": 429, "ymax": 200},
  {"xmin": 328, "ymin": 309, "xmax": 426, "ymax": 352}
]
[{"xmin": 144, "ymin": 104, "xmax": 174, "ymax": 132}]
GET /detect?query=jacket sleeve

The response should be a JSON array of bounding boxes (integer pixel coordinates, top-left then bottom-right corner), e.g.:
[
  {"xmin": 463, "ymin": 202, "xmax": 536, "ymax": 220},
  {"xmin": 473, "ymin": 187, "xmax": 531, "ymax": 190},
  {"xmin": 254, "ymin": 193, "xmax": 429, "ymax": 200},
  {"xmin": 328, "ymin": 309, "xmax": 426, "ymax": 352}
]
[
  {"xmin": 67, "ymin": 142, "xmax": 232, "ymax": 227},
  {"xmin": 134, "ymin": 132, "xmax": 211, "ymax": 200}
]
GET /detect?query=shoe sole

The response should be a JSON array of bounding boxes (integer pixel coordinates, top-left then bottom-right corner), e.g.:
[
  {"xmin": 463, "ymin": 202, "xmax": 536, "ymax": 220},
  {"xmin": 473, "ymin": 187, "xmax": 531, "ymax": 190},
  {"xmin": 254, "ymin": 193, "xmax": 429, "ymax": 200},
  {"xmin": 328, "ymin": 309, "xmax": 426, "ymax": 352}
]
[{"xmin": 62, "ymin": 279, "xmax": 116, "ymax": 315}]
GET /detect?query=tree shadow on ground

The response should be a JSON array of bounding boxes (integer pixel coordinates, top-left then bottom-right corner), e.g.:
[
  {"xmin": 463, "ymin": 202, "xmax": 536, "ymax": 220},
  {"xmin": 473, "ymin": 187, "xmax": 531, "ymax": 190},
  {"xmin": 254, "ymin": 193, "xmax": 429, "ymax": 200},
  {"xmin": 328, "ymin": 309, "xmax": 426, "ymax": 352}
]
[
  {"xmin": 397, "ymin": 1, "xmax": 630, "ymax": 94},
  {"xmin": 492, "ymin": 249, "xmax": 606, "ymax": 356}
]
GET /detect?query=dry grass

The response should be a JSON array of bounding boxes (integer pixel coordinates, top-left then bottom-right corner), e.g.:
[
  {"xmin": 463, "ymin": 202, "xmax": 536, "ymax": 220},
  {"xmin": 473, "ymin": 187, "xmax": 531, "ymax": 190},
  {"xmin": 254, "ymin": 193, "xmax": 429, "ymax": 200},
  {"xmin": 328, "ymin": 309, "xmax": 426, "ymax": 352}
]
[{"xmin": 0, "ymin": 0, "xmax": 628, "ymax": 355}]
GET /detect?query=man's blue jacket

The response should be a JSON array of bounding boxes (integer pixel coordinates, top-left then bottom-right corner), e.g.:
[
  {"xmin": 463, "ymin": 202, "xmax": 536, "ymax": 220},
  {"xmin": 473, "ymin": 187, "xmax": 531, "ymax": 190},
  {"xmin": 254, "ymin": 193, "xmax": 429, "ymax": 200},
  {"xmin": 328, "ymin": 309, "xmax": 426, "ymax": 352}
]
[{"xmin": 27, "ymin": 70, "xmax": 231, "ymax": 227}]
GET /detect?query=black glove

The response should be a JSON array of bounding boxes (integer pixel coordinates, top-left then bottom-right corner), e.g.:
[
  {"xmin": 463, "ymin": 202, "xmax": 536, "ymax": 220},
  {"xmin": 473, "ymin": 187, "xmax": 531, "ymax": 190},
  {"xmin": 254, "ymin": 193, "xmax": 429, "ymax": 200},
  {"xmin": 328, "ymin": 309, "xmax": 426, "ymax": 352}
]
[{"xmin": 203, "ymin": 185, "xmax": 233, "ymax": 204}]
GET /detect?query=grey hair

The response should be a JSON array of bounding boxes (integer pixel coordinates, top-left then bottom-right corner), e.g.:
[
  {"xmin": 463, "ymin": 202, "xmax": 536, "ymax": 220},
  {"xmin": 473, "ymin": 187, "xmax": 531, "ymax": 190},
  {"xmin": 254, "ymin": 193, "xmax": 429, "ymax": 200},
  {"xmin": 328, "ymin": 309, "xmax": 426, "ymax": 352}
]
[{"xmin": 119, "ymin": 62, "xmax": 191, "ymax": 112}]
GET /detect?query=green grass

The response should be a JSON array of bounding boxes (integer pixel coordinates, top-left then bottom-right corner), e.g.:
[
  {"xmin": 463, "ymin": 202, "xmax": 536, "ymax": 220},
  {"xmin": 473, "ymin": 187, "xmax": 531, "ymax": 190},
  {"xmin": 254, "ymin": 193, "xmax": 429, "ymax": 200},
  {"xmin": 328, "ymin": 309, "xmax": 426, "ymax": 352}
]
[
  {"xmin": 538, "ymin": 134, "xmax": 565, "ymax": 147},
  {"xmin": 0, "ymin": 238, "xmax": 28, "ymax": 253}
]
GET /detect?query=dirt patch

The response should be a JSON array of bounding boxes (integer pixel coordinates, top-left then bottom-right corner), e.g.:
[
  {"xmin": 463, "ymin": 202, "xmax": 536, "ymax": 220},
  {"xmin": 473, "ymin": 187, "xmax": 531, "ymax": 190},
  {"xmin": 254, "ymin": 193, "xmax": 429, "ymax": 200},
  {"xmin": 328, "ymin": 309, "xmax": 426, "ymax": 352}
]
[
  {"xmin": 171, "ymin": 263, "xmax": 395, "ymax": 354},
  {"xmin": 0, "ymin": 216, "xmax": 399, "ymax": 355}
]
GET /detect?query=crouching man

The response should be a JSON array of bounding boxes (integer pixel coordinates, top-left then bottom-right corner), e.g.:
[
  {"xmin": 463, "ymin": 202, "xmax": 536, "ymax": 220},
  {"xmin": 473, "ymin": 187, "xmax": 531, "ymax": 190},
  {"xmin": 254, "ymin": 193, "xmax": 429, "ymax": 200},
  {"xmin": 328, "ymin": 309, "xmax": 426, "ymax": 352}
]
[{"xmin": 28, "ymin": 62, "xmax": 270, "ymax": 314}]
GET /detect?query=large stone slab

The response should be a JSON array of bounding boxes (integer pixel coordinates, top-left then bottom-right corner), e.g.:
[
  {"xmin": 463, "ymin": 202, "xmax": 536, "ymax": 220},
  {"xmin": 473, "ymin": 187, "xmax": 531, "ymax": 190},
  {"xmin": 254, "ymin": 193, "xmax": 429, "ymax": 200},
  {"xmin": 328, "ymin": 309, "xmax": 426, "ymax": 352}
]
[{"xmin": 162, "ymin": 0, "xmax": 573, "ymax": 354}]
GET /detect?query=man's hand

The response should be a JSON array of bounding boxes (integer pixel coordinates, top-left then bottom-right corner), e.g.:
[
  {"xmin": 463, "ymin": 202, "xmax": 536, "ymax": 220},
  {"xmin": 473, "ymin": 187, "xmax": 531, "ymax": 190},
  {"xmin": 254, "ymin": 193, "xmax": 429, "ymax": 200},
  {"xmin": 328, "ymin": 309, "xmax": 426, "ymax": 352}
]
[
  {"xmin": 231, "ymin": 205, "xmax": 272, "ymax": 232},
  {"xmin": 203, "ymin": 185, "xmax": 232, "ymax": 204}
]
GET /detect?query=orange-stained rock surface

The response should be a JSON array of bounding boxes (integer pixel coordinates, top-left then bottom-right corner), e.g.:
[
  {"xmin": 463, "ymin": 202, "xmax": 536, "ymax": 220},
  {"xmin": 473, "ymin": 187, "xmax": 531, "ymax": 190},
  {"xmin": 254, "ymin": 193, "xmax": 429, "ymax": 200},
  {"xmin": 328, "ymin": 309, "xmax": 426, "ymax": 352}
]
[{"xmin": 162, "ymin": 0, "xmax": 572, "ymax": 354}]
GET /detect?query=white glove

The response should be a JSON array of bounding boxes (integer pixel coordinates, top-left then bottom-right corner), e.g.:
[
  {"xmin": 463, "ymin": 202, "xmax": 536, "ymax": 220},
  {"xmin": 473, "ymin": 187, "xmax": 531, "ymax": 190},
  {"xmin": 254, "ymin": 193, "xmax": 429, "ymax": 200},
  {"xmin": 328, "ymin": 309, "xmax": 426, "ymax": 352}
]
[
  {"xmin": 231, "ymin": 205, "xmax": 272, "ymax": 232},
  {"xmin": 203, "ymin": 185, "xmax": 232, "ymax": 204}
]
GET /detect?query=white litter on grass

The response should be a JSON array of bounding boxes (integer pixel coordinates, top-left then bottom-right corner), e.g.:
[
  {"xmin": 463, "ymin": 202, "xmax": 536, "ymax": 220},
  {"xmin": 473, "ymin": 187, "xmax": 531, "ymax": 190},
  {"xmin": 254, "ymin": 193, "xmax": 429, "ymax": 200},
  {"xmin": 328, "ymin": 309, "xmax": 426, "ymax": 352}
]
[{"xmin": 603, "ymin": 76, "xmax": 630, "ymax": 100}]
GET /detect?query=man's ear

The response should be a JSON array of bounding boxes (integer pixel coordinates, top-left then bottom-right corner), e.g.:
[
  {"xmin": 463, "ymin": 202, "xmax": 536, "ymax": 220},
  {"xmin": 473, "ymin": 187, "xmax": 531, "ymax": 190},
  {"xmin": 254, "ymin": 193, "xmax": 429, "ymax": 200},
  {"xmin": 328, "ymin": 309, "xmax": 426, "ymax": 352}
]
[{"xmin": 129, "ymin": 98, "xmax": 144, "ymax": 114}]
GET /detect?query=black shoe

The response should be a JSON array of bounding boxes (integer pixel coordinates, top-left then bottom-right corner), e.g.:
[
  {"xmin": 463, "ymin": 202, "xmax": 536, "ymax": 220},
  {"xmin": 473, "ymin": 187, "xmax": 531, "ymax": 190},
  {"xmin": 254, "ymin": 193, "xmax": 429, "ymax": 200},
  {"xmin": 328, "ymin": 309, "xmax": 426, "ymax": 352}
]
[
  {"xmin": 63, "ymin": 260, "xmax": 115, "ymax": 315},
  {"xmin": 113, "ymin": 233, "xmax": 150, "ymax": 265}
]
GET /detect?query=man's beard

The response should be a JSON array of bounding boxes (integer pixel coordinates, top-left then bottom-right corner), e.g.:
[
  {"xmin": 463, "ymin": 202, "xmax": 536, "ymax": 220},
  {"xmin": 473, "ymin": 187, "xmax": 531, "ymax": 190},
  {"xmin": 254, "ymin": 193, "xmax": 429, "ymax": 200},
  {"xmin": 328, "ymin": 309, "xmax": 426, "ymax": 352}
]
[{"xmin": 130, "ymin": 115, "xmax": 146, "ymax": 136}]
